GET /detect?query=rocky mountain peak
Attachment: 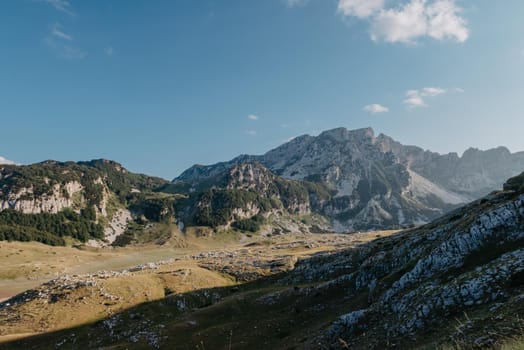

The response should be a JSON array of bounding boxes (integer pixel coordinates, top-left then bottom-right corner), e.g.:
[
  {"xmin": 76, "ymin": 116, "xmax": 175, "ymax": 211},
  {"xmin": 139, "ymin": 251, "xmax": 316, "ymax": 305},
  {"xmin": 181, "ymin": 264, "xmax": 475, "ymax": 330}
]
[
  {"xmin": 462, "ymin": 146, "xmax": 512, "ymax": 159},
  {"xmin": 168, "ymin": 127, "xmax": 524, "ymax": 232},
  {"xmin": 317, "ymin": 127, "xmax": 375, "ymax": 143},
  {"xmin": 226, "ymin": 162, "xmax": 275, "ymax": 192},
  {"xmin": 79, "ymin": 159, "xmax": 128, "ymax": 173}
]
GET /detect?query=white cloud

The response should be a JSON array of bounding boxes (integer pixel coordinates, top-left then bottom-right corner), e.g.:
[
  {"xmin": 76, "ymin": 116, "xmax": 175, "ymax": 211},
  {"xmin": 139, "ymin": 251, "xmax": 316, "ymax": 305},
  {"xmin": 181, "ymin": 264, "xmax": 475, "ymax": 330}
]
[
  {"xmin": 404, "ymin": 86, "xmax": 447, "ymax": 108},
  {"xmin": 104, "ymin": 46, "xmax": 115, "ymax": 56},
  {"xmin": 339, "ymin": 0, "xmax": 469, "ymax": 44},
  {"xmin": 453, "ymin": 87, "xmax": 465, "ymax": 93},
  {"xmin": 421, "ymin": 87, "xmax": 446, "ymax": 96},
  {"xmin": 370, "ymin": 0, "xmax": 427, "ymax": 43},
  {"xmin": 363, "ymin": 103, "xmax": 389, "ymax": 113},
  {"xmin": 337, "ymin": 0, "xmax": 384, "ymax": 18},
  {"xmin": 245, "ymin": 130, "xmax": 257, "ymax": 136},
  {"xmin": 426, "ymin": 0, "xmax": 469, "ymax": 42},
  {"xmin": 51, "ymin": 23, "xmax": 72, "ymax": 41},
  {"xmin": 404, "ymin": 90, "xmax": 427, "ymax": 108},
  {"xmin": 285, "ymin": 0, "xmax": 308, "ymax": 8},
  {"xmin": 43, "ymin": 0, "xmax": 75, "ymax": 16},
  {"xmin": 0, "ymin": 156, "xmax": 16, "ymax": 165},
  {"xmin": 247, "ymin": 114, "xmax": 259, "ymax": 121}
]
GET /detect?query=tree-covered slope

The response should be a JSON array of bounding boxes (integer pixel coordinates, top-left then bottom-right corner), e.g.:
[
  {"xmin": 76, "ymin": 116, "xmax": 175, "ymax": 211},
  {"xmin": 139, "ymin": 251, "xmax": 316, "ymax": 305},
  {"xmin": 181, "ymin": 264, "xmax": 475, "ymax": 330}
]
[{"xmin": 0, "ymin": 159, "xmax": 170, "ymax": 245}]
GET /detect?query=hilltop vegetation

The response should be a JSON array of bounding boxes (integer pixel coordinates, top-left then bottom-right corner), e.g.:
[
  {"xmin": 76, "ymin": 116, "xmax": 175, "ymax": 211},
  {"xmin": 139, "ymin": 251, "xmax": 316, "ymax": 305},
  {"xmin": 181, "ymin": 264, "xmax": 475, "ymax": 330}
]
[
  {"xmin": 0, "ymin": 160, "xmax": 172, "ymax": 246},
  {"xmin": 0, "ymin": 159, "xmax": 167, "ymax": 204}
]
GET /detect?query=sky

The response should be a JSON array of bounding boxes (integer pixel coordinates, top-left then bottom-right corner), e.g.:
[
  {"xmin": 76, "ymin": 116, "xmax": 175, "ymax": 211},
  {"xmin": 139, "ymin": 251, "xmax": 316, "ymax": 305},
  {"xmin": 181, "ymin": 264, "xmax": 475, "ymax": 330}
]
[{"xmin": 0, "ymin": 0, "xmax": 523, "ymax": 179}]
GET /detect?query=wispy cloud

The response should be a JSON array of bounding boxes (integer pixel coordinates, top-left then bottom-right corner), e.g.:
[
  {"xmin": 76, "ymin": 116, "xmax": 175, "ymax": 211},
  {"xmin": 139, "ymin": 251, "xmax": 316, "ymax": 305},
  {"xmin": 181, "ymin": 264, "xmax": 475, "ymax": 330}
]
[
  {"xmin": 43, "ymin": 0, "xmax": 75, "ymax": 16},
  {"xmin": 337, "ymin": 0, "xmax": 384, "ymax": 18},
  {"xmin": 45, "ymin": 24, "xmax": 86, "ymax": 59},
  {"xmin": 247, "ymin": 114, "xmax": 259, "ymax": 121},
  {"xmin": 51, "ymin": 23, "xmax": 72, "ymax": 41},
  {"xmin": 403, "ymin": 87, "xmax": 447, "ymax": 108},
  {"xmin": 45, "ymin": 39, "xmax": 86, "ymax": 59},
  {"xmin": 421, "ymin": 87, "xmax": 446, "ymax": 96},
  {"xmin": 363, "ymin": 103, "xmax": 389, "ymax": 114},
  {"xmin": 104, "ymin": 46, "xmax": 115, "ymax": 56},
  {"xmin": 338, "ymin": 0, "xmax": 469, "ymax": 44},
  {"xmin": 285, "ymin": 0, "xmax": 309, "ymax": 8},
  {"xmin": 0, "ymin": 156, "xmax": 16, "ymax": 165},
  {"xmin": 245, "ymin": 130, "xmax": 257, "ymax": 136}
]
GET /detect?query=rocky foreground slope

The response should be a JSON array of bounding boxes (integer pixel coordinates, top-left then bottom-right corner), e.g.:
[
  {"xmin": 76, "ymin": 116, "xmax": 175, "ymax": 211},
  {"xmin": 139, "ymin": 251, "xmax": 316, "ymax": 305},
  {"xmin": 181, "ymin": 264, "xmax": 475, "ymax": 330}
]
[{"xmin": 1, "ymin": 173, "xmax": 523, "ymax": 349}]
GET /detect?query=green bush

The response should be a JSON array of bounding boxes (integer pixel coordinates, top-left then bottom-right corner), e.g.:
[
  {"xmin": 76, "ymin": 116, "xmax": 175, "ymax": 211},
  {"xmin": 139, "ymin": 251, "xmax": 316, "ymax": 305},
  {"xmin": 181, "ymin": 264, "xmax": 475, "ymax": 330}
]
[
  {"xmin": 232, "ymin": 215, "xmax": 264, "ymax": 232},
  {"xmin": 504, "ymin": 171, "xmax": 524, "ymax": 192}
]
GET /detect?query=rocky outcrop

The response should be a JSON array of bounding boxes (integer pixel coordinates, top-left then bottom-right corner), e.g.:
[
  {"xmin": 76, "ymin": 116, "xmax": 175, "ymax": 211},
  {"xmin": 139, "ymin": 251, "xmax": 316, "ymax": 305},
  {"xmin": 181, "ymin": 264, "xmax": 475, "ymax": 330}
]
[
  {"xmin": 88, "ymin": 209, "xmax": 132, "ymax": 247},
  {"xmin": 0, "ymin": 160, "xmax": 169, "ymax": 244},
  {"xmin": 226, "ymin": 163, "xmax": 276, "ymax": 193},
  {"xmin": 0, "ymin": 181, "xmax": 84, "ymax": 214},
  {"xmin": 174, "ymin": 162, "xmax": 316, "ymax": 230}
]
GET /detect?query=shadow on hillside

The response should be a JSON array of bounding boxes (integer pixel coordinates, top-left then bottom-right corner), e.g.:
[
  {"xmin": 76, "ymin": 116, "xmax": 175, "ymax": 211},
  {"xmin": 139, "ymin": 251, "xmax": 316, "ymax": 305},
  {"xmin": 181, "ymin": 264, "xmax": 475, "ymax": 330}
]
[{"xmin": 0, "ymin": 233, "xmax": 396, "ymax": 350}]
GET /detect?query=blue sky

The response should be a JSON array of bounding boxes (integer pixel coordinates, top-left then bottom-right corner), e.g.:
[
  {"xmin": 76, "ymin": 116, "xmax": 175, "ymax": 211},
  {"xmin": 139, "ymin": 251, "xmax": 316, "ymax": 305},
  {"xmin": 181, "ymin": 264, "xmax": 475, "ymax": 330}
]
[{"xmin": 0, "ymin": 0, "xmax": 523, "ymax": 179}]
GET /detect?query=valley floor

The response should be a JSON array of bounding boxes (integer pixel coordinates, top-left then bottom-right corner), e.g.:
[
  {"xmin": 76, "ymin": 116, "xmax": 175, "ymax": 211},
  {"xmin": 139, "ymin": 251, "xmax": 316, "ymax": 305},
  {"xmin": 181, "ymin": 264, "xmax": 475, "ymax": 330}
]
[{"xmin": 0, "ymin": 230, "xmax": 396, "ymax": 346}]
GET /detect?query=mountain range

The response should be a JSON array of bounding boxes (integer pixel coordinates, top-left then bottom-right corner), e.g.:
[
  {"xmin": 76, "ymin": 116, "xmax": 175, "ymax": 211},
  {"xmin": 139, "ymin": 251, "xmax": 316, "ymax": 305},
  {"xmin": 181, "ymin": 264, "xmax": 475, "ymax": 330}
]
[
  {"xmin": 1, "ymin": 127, "xmax": 524, "ymax": 245},
  {"xmin": 173, "ymin": 127, "xmax": 524, "ymax": 232}
]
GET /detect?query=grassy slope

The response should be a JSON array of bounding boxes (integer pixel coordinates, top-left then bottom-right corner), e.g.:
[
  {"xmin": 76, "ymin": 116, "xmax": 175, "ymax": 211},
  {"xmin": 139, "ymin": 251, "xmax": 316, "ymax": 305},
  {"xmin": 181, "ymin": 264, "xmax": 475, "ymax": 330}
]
[
  {"xmin": 0, "ymin": 222, "xmax": 522, "ymax": 349},
  {"xmin": 0, "ymin": 231, "xmax": 397, "ymax": 349}
]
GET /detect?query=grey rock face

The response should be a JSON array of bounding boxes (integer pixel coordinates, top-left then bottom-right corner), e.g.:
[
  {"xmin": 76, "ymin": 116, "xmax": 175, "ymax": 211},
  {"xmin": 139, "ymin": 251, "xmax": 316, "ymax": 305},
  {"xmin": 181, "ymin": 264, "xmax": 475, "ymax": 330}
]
[{"xmin": 174, "ymin": 127, "xmax": 524, "ymax": 231}]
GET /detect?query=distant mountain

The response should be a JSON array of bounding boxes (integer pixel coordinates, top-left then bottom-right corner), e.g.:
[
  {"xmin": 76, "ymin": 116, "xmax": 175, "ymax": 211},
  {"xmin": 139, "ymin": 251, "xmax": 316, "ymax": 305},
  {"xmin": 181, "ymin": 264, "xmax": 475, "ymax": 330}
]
[
  {"xmin": 1, "ymin": 127, "xmax": 524, "ymax": 245},
  {"xmin": 175, "ymin": 127, "xmax": 524, "ymax": 231}
]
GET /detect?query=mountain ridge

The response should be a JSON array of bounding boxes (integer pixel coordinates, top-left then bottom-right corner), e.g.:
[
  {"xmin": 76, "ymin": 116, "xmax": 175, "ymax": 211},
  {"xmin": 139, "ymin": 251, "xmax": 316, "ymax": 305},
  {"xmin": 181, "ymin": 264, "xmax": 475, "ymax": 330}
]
[
  {"xmin": 1, "ymin": 127, "xmax": 524, "ymax": 244},
  {"xmin": 173, "ymin": 127, "xmax": 524, "ymax": 231}
]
